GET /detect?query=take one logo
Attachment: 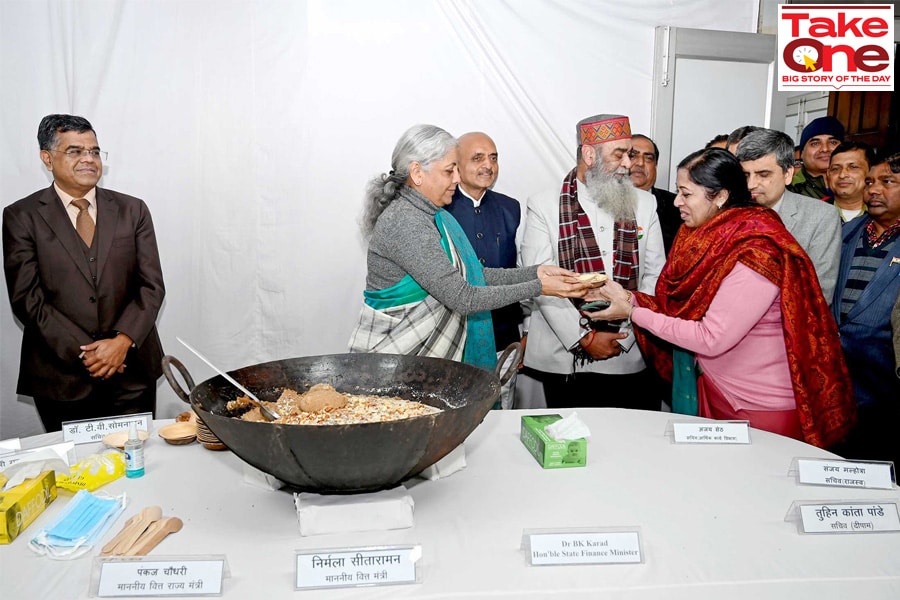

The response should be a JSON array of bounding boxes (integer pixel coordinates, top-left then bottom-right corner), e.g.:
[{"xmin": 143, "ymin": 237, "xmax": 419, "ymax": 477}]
[{"xmin": 777, "ymin": 4, "xmax": 894, "ymax": 91}]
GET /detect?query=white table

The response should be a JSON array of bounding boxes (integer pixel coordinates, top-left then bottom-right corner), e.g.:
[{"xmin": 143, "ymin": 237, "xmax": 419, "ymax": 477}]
[{"xmin": 2, "ymin": 409, "xmax": 899, "ymax": 599}]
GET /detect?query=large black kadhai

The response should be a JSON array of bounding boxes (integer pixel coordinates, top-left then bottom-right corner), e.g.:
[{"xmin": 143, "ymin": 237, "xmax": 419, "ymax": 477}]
[{"xmin": 162, "ymin": 352, "xmax": 503, "ymax": 493}]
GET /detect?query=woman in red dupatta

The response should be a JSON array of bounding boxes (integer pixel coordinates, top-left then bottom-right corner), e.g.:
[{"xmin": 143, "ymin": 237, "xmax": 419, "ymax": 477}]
[{"xmin": 587, "ymin": 148, "xmax": 854, "ymax": 449}]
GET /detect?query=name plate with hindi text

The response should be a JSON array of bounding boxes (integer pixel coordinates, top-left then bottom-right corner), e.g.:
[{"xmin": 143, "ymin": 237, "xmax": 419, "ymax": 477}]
[
  {"xmin": 794, "ymin": 458, "xmax": 895, "ymax": 490},
  {"xmin": 92, "ymin": 556, "xmax": 227, "ymax": 597},
  {"xmin": 793, "ymin": 502, "xmax": 900, "ymax": 534},
  {"xmin": 0, "ymin": 438, "xmax": 21, "ymax": 454},
  {"xmin": 295, "ymin": 545, "xmax": 421, "ymax": 590},
  {"xmin": 523, "ymin": 528, "xmax": 643, "ymax": 566},
  {"xmin": 671, "ymin": 421, "xmax": 750, "ymax": 444},
  {"xmin": 63, "ymin": 413, "xmax": 152, "ymax": 445}
]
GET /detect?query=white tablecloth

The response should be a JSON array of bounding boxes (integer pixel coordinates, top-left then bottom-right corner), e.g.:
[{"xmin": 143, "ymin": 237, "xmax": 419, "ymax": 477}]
[{"xmin": 2, "ymin": 408, "xmax": 898, "ymax": 599}]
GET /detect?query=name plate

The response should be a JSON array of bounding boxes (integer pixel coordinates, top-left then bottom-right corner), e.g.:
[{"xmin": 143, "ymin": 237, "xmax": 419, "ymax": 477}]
[
  {"xmin": 295, "ymin": 545, "xmax": 421, "ymax": 590},
  {"xmin": 0, "ymin": 438, "xmax": 21, "ymax": 454},
  {"xmin": 796, "ymin": 458, "xmax": 895, "ymax": 490},
  {"xmin": 672, "ymin": 421, "xmax": 750, "ymax": 444},
  {"xmin": 93, "ymin": 556, "xmax": 226, "ymax": 597},
  {"xmin": 63, "ymin": 413, "xmax": 152, "ymax": 445},
  {"xmin": 798, "ymin": 502, "xmax": 900, "ymax": 534},
  {"xmin": 524, "ymin": 529, "xmax": 643, "ymax": 565}
]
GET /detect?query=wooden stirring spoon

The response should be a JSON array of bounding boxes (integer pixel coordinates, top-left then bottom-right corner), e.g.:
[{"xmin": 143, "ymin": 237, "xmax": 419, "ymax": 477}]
[
  {"xmin": 126, "ymin": 517, "xmax": 184, "ymax": 556},
  {"xmin": 111, "ymin": 505, "xmax": 163, "ymax": 556}
]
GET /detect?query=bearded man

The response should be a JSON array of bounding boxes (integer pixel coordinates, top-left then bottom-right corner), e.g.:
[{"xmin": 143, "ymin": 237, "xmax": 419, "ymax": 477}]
[{"xmin": 521, "ymin": 114, "xmax": 665, "ymax": 409}]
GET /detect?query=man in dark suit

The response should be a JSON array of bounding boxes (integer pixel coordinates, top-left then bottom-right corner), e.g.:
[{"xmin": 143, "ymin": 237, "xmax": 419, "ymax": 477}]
[
  {"xmin": 832, "ymin": 152, "xmax": 900, "ymax": 466},
  {"xmin": 628, "ymin": 134, "xmax": 680, "ymax": 255},
  {"xmin": 445, "ymin": 131, "xmax": 522, "ymax": 408},
  {"xmin": 2, "ymin": 114, "xmax": 165, "ymax": 431}
]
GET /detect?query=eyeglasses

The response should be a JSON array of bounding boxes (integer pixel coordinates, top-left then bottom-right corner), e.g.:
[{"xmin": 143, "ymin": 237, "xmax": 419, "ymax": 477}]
[{"xmin": 51, "ymin": 148, "xmax": 108, "ymax": 160}]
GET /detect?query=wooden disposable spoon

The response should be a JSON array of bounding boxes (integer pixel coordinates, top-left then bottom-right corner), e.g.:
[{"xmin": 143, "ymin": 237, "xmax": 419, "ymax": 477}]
[
  {"xmin": 125, "ymin": 517, "xmax": 184, "ymax": 556},
  {"xmin": 104, "ymin": 505, "xmax": 163, "ymax": 556},
  {"xmin": 101, "ymin": 512, "xmax": 141, "ymax": 556}
]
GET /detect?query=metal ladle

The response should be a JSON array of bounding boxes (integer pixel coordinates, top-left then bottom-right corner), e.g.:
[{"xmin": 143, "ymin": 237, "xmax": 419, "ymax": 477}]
[{"xmin": 176, "ymin": 337, "xmax": 280, "ymax": 422}]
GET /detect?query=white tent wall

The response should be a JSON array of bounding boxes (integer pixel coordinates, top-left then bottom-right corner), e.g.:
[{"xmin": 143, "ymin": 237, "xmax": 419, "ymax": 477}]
[{"xmin": 0, "ymin": 0, "xmax": 757, "ymax": 437}]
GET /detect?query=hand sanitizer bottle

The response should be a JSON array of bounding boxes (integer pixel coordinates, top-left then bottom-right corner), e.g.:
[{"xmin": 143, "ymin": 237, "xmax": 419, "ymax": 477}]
[{"xmin": 125, "ymin": 422, "xmax": 145, "ymax": 478}]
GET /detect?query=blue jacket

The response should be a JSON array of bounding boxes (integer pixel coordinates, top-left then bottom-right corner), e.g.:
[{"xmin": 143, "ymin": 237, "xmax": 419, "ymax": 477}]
[
  {"xmin": 445, "ymin": 188, "xmax": 522, "ymax": 349},
  {"xmin": 832, "ymin": 217, "xmax": 900, "ymax": 407}
]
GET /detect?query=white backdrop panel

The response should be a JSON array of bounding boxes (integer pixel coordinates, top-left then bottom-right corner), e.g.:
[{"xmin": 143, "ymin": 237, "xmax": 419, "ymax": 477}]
[
  {"xmin": 0, "ymin": 0, "xmax": 756, "ymax": 436},
  {"xmin": 669, "ymin": 57, "xmax": 771, "ymax": 190}
]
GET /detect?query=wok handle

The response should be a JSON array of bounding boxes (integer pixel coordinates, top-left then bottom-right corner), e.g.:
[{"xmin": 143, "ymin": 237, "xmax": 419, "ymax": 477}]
[
  {"xmin": 162, "ymin": 355, "xmax": 196, "ymax": 404},
  {"xmin": 495, "ymin": 342, "xmax": 523, "ymax": 387}
]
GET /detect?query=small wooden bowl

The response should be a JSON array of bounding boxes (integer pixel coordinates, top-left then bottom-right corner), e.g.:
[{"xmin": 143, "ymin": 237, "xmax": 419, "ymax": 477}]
[
  {"xmin": 158, "ymin": 422, "xmax": 197, "ymax": 445},
  {"xmin": 175, "ymin": 411, "xmax": 197, "ymax": 423},
  {"xmin": 103, "ymin": 430, "xmax": 149, "ymax": 450}
]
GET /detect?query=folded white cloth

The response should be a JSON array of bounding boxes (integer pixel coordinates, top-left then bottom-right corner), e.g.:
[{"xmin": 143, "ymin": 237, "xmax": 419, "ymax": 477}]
[
  {"xmin": 417, "ymin": 444, "xmax": 467, "ymax": 481},
  {"xmin": 294, "ymin": 485, "xmax": 415, "ymax": 536},
  {"xmin": 241, "ymin": 463, "xmax": 285, "ymax": 491},
  {"xmin": 544, "ymin": 412, "xmax": 591, "ymax": 441}
]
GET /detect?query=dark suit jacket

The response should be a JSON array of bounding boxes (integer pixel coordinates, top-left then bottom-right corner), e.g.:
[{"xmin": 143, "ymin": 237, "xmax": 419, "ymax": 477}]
[
  {"xmin": 893, "ymin": 291, "xmax": 900, "ymax": 378},
  {"xmin": 445, "ymin": 188, "xmax": 522, "ymax": 349},
  {"xmin": 831, "ymin": 217, "xmax": 900, "ymax": 407},
  {"xmin": 2, "ymin": 185, "xmax": 165, "ymax": 400},
  {"xmin": 650, "ymin": 187, "xmax": 680, "ymax": 256}
]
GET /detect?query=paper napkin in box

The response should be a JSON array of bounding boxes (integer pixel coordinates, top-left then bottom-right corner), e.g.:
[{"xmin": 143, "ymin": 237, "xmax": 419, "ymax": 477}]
[
  {"xmin": 0, "ymin": 470, "xmax": 57, "ymax": 544},
  {"xmin": 544, "ymin": 411, "xmax": 591, "ymax": 441},
  {"xmin": 520, "ymin": 414, "xmax": 587, "ymax": 469}
]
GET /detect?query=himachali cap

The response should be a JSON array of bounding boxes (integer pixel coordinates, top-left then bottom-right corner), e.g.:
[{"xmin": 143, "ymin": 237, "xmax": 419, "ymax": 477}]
[{"xmin": 577, "ymin": 114, "xmax": 631, "ymax": 146}]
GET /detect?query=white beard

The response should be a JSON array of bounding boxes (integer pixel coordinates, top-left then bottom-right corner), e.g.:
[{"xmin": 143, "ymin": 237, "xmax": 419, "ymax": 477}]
[{"xmin": 584, "ymin": 161, "xmax": 637, "ymax": 222}]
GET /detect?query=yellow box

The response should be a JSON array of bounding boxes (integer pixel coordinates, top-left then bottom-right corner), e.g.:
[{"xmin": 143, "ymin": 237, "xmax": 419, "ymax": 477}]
[{"xmin": 0, "ymin": 470, "xmax": 58, "ymax": 544}]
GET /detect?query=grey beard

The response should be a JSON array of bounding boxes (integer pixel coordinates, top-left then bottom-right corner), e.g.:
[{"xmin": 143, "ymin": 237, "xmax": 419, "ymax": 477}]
[{"xmin": 584, "ymin": 164, "xmax": 637, "ymax": 222}]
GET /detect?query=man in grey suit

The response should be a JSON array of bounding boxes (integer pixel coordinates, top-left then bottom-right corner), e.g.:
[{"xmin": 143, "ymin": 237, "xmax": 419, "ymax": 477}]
[
  {"xmin": 736, "ymin": 129, "xmax": 840, "ymax": 302},
  {"xmin": 2, "ymin": 114, "xmax": 165, "ymax": 431}
]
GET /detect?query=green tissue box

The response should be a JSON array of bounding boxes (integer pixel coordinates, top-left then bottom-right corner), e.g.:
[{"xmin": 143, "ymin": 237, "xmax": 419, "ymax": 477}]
[{"xmin": 520, "ymin": 414, "xmax": 587, "ymax": 469}]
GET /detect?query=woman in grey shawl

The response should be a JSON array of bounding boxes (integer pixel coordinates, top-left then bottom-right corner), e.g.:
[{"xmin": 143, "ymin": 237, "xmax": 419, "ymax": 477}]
[{"xmin": 349, "ymin": 124, "xmax": 592, "ymax": 370}]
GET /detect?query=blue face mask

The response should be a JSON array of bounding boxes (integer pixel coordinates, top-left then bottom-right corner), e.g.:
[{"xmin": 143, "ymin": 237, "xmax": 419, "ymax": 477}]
[{"xmin": 29, "ymin": 489, "xmax": 127, "ymax": 559}]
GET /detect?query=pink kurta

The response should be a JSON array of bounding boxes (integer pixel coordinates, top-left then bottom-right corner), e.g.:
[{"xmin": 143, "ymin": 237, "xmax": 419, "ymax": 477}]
[{"xmin": 632, "ymin": 263, "xmax": 794, "ymax": 412}]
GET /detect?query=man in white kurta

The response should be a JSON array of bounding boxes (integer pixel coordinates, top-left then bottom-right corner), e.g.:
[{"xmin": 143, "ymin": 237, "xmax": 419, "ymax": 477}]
[{"xmin": 521, "ymin": 114, "xmax": 666, "ymax": 409}]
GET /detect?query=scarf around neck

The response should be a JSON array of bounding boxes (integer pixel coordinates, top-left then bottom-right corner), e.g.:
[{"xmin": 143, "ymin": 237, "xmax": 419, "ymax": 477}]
[
  {"xmin": 634, "ymin": 205, "xmax": 855, "ymax": 448},
  {"xmin": 557, "ymin": 167, "xmax": 640, "ymax": 293}
]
